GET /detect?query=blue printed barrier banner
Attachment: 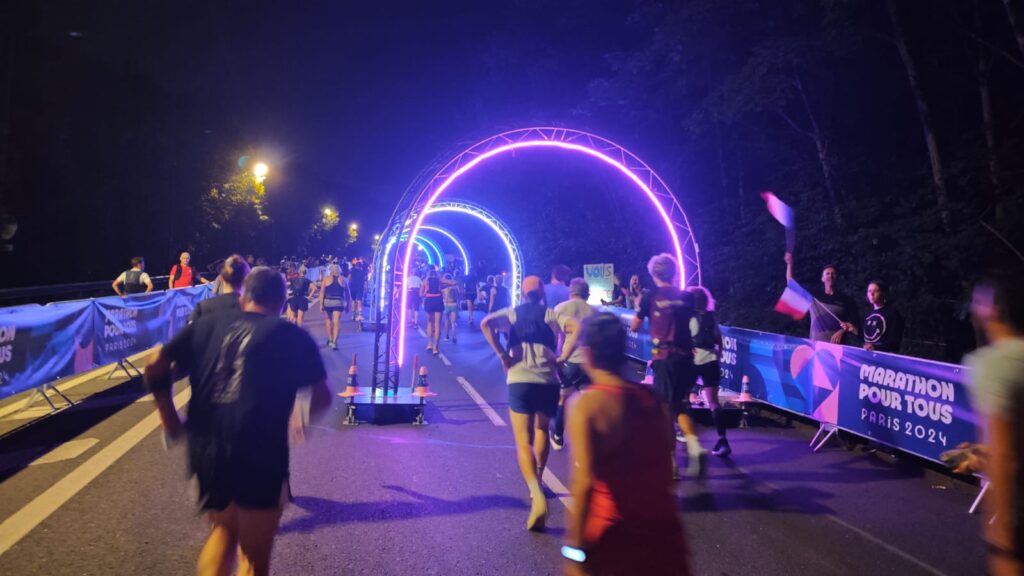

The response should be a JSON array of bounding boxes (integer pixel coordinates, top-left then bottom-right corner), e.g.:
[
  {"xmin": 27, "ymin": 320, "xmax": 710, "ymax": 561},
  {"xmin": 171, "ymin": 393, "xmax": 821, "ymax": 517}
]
[
  {"xmin": 0, "ymin": 301, "xmax": 94, "ymax": 400},
  {"xmin": 616, "ymin": 307, "xmax": 976, "ymax": 463},
  {"xmin": 838, "ymin": 349, "xmax": 975, "ymax": 462},
  {"xmin": 93, "ymin": 286, "xmax": 211, "ymax": 366}
]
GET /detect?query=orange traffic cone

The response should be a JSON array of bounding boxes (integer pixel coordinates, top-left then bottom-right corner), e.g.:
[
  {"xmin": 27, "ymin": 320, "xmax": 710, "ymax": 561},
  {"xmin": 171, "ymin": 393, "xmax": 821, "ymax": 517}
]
[
  {"xmin": 338, "ymin": 353, "xmax": 365, "ymax": 399},
  {"xmin": 412, "ymin": 365, "xmax": 435, "ymax": 425},
  {"xmin": 737, "ymin": 375, "xmax": 754, "ymax": 403},
  {"xmin": 412, "ymin": 365, "xmax": 437, "ymax": 399}
]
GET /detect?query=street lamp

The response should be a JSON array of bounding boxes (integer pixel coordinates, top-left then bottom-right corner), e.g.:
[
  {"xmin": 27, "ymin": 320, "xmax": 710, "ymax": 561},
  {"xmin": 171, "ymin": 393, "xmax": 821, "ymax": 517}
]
[
  {"xmin": 349, "ymin": 222, "xmax": 358, "ymax": 230},
  {"xmin": 253, "ymin": 162, "xmax": 269, "ymax": 183},
  {"xmin": 323, "ymin": 208, "xmax": 334, "ymax": 217}
]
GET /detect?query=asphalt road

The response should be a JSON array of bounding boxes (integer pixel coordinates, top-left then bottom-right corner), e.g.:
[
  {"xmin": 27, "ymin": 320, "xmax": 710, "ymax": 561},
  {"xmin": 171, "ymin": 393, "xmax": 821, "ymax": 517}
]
[{"xmin": 0, "ymin": 308, "xmax": 988, "ymax": 575}]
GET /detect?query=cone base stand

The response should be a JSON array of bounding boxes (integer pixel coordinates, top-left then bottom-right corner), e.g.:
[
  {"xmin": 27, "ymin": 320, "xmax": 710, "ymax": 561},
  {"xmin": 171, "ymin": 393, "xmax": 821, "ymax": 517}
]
[{"xmin": 348, "ymin": 389, "xmax": 423, "ymax": 425}]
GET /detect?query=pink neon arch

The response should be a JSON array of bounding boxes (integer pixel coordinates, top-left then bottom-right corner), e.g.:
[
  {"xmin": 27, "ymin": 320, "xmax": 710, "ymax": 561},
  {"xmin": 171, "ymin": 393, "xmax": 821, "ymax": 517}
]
[{"xmin": 397, "ymin": 138, "xmax": 691, "ymax": 367}]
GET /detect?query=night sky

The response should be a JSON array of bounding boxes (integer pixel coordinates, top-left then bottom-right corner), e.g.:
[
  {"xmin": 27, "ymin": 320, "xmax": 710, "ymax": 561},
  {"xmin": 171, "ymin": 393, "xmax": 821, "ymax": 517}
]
[{"xmin": 2, "ymin": 0, "xmax": 1023, "ymax": 358}]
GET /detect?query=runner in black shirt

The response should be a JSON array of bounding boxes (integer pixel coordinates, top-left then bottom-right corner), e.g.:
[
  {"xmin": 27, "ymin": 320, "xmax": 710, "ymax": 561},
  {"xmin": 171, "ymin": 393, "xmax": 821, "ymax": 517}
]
[{"xmin": 146, "ymin": 267, "xmax": 330, "ymax": 576}]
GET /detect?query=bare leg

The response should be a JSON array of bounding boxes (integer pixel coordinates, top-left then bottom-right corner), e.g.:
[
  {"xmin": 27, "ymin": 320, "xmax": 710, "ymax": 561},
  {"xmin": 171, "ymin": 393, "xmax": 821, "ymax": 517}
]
[
  {"xmin": 235, "ymin": 506, "xmax": 284, "ymax": 576},
  {"xmin": 533, "ymin": 412, "xmax": 552, "ymax": 474},
  {"xmin": 509, "ymin": 410, "xmax": 547, "ymax": 530},
  {"xmin": 198, "ymin": 506, "xmax": 240, "ymax": 576},
  {"xmin": 295, "ymin": 309, "xmax": 304, "ymax": 327},
  {"xmin": 331, "ymin": 311, "xmax": 341, "ymax": 344}
]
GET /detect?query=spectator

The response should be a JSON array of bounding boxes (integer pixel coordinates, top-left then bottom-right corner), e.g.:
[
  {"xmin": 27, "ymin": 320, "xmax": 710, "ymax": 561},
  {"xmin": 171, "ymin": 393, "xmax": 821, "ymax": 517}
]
[
  {"xmin": 962, "ymin": 273, "xmax": 1024, "ymax": 576},
  {"xmin": 406, "ymin": 269, "xmax": 423, "ymax": 328},
  {"xmin": 784, "ymin": 252, "xmax": 858, "ymax": 344},
  {"xmin": 112, "ymin": 257, "xmax": 153, "ymax": 297},
  {"xmin": 190, "ymin": 255, "xmax": 249, "ymax": 323},
  {"xmin": 545, "ymin": 264, "xmax": 571, "ymax": 309},
  {"xmin": 349, "ymin": 260, "xmax": 367, "ymax": 323},
  {"xmin": 169, "ymin": 252, "xmax": 209, "ymax": 289},
  {"xmin": 320, "ymin": 264, "xmax": 349, "ymax": 350},
  {"xmin": 627, "ymin": 274, "xmax": 643, "ymax": 311},
  {"xmin": 862, "ymin": 280, "xmax": 904, "ymax": 353},
  {"xmin": 600, "ymin": 274, "xmax": 628, "ymax": 307},
  {"xmin": 564, "ymin": 313, "xmax": 690, "ymax": 576}
]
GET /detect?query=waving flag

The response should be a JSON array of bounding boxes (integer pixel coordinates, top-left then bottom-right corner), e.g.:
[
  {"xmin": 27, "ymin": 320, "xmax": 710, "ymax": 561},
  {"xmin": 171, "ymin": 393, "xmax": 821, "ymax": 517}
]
[
  {"xmin": 774, "ymin": 279, "xmax": 813, "ymax": 320},
  {"xmin": 761, "ymin": 191, "xmax": 796, "ymax": 252}
]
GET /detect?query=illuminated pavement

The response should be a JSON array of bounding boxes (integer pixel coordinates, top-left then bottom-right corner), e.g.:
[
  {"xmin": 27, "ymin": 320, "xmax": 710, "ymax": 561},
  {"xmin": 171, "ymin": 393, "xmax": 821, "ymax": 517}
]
[{"xmin": 0, "ymin": 309, "xmax": 987, "ymax": 575}]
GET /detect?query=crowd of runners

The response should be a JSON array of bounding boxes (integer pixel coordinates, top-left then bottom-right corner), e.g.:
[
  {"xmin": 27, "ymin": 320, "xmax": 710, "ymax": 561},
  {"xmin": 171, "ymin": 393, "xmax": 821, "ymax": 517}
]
[{"xmin": 134, "ymin": 245, "xmax": 1024, "ymax": 576}]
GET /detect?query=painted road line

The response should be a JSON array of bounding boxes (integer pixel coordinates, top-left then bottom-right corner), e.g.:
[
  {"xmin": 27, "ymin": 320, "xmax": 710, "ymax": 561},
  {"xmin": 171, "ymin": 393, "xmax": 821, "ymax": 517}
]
[
  {"xmin": 0, "ymin": 347, "xmax": 159, "ymax": 420},
  {"xmin": 455, "ymin": 377, "xmax": 506, "ymax": 427},
  {"xmin": 0, "ymin": 387, "xmax": 190, "ymax": 557},
  {"xmin": 417, "ymin": 327, "xmax": 427, "ymax": 338},
  {"xmin": 542, "ymin": 468, "xmax": 573, "ymax": 511},
  {"xmin": 438, "ymin": 353, "xmax": 453, "ymax": 367}
]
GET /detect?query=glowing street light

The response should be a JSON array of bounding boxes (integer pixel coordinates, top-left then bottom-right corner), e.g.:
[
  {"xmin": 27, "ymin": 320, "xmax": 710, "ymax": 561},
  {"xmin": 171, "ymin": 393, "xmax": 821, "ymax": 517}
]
[
  {"xmin": 349, "ymin": 222, "xmax": 359, "ymax": 230},
  {"xmin": 253, "ymin": 162, "xmax": 269, "ymax": 183},
  {"xmin": 323, "ymin": 208, "xmax": 333, "ymax": 217}
]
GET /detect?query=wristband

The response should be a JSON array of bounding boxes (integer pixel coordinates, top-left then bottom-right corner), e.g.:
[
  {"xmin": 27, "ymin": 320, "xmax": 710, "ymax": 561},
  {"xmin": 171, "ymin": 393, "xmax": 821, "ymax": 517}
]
[{"xmin": 560, "ymin": 545, "xmax": 587, "ymax": 563}]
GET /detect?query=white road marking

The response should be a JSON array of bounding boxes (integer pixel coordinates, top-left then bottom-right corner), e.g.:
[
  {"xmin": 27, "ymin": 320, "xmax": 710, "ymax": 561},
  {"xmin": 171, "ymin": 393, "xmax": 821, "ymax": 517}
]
[
  {"xmin": 438, "ymin": 353, "xmax": 453, "ymax": 367},
  {"xmin": 0, "ymin": 387, "xmax": 190, "ymax": 557},
  {"xmin": 542, "ymin": 468, "xmax": 573, "ymax": 511},
  {"xmin": 30, "ymin": 438, "xmax": 100, "ymax": 466},
  {"xmin": 453, "ymin": 375, "xmax": 572, "ymax": 511},
  {"xmin": 0, "ymin": 348, "xmax": 159, "ymax": 420},
  {"xmin": 2, "ymin": 394, "xmax": 156, "ymax": 421},
  {"xmin": 417, "ymin": 327, "xmax": 427, "ymax": 338},
  {"xmin": 455, "ymin": 377, "xmax": 506, "ymax": 427}
]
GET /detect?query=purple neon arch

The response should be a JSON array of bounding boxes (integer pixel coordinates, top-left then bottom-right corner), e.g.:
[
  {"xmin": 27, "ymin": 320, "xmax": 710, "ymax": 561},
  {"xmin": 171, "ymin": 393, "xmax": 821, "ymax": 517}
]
[{"xmin": 397, "ymin": 137, "xmax": 691, "ymax": 367}]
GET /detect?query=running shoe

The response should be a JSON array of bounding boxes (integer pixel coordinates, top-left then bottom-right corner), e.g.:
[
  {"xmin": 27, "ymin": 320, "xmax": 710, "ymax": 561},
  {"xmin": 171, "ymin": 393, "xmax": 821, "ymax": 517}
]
[
  {"xmin": 550, "ymin": 434, "xmax": 564, "ymax": 451},
  {"xmin": 686, "ymin": 447, "xmax": 708, "ymax": 479},
  {"xmin": 526, "ymin": 495, "xmax": 547, "ymax": 532},
  {"xmin": 330, "ymin": 340, "xmax": 338, "ymax": 351},
  {"xmin": 444, "ymin": 336, "xmax": 450, "ymax": 342},
  {"xmin": 675, "ymin": 433, "xmax": 687, "ymax": 443},
  {"xmin": 711, "ymin": 438, "xmax": 731, "ymax": 457}
]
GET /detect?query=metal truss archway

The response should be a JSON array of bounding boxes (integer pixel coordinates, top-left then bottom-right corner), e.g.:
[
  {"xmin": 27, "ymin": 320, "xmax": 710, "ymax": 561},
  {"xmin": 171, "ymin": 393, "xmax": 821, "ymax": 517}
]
[{"xmin": 372, "ymin": 127, "xmax": 701, "ymax": 390}]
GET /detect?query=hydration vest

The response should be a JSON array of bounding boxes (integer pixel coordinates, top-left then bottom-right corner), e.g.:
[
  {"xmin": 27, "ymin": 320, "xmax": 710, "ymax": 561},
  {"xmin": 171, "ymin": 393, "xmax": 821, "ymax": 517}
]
[
  {"xmin": 693, "ymin": 310, "xmax": 718, "ymax": 351},
  {"xmin": 124, "ymin": 270, "xmax": 146, "ymax": 294},
  {"xmin": 508, "ymin": 302, "xmax": 555, "ymax": 351}
]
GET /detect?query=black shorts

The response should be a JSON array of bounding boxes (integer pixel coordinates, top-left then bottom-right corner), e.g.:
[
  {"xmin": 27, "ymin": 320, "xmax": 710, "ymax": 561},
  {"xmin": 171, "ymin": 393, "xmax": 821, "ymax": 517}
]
[
  {"xmin": 407, "ymin": 290, "xmax": 422, "ymax": 311},
  {"xmin": 424, "ymin": 296, "xmax": 444, "ymax": 314},
  {"xmin": 190, "ymin": 437, "xmax": 289, "ymax": 511},
  {"xmin": 695, "ymin": 360, "xmax": 721, "ymax": 388},
  {"xmin": 287, "ymin": 296, "xmax": 308, "ymax": 312},
  {"xmin": 651, "ymin": 354, "xmax": 695, "ymax": 414},
  {"xmin": 350, "ymin": 286, "xmax": 364, "ymax": 300},
  {"xmin": 508, "ymin": 383, "xmax": 560, "ymax": 417}
]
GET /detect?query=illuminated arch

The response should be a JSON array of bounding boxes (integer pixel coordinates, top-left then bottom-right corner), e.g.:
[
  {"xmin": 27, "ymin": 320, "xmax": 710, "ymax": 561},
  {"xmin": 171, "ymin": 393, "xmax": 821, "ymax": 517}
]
[
  {"xmin": 380, "ymin": 127, "xmax": 702, "ymax": 375},
  {"xmin": 419, "ymin": 225, "xmax": 470, "ymax": 275},
  {"xmin": 371, "ymin": 201, "xmax": 523, "ymax": 317}
]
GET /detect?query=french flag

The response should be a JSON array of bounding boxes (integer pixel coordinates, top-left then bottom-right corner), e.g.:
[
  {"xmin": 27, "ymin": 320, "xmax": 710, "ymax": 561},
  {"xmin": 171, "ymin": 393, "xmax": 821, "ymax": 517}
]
[
  {"xmin": 774, "ymin": 279, "xmax": 814, "ymax": 320},
  {"xmin": 761, "ymin": 191, "xmax": 794, "ymax": 228}
]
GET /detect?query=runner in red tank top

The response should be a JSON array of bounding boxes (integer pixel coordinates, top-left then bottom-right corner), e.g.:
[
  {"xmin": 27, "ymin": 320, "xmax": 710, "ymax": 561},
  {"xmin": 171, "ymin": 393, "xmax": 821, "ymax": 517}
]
[{"xmin": 565, "ymin": 313, "xmax": 689, "ymax": 576}]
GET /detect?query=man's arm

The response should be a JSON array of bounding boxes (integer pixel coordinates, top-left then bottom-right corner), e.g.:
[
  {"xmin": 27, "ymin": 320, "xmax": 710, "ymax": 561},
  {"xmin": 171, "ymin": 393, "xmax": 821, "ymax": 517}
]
[
  {"xmin": 144, "ymin": 348, "xmax": 185, "ymax": 440},
  {"xmin": 984, "ymin": 413, "xmax": 1021, "ymax": 574},
  {"xmin": 112, "ymin": 275, "xmax": 124, "ymax": 297},
  {"xmin": 557, "ymin": 316, "xmax": 581, "ymax": 363},
  {"xmin": 168, "ymin": 267, "xmax": 175, "ymax": 290},
  {"xmin": 307, "ymin": 378, "xmax": 332, "ymax": 420},
  {"xmin": 144, "ymin": 275, "xmax": 154, "ymax": 293}
]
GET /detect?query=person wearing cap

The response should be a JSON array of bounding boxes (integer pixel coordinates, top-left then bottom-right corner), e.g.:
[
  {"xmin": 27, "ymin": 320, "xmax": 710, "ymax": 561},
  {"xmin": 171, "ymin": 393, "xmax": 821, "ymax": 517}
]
[
  {"xmin": 550, "ymin": 278, "xmax": 598, "ymax": 451},
  {"xmin": 481, "ymin": 275, "xmax": 581, "ymax": 532},
  {"xmin": 631, "ymin": 253, "xmax": 705, "ymax": 480}
]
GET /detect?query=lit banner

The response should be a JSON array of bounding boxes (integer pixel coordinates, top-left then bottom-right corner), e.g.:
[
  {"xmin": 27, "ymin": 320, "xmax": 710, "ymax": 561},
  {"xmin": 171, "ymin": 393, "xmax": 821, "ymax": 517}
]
[
  {"xmin": 0, "ymin": 301, "xmax": 94, "ymax": 400},
  {"xmin": 616, "ymin": 308, "xmax": 976, "ymax": 463},
  {"xmin": 583, "ymin": 264, "xmax": 615, "ymax": 306}
]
